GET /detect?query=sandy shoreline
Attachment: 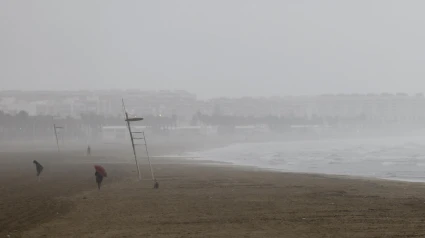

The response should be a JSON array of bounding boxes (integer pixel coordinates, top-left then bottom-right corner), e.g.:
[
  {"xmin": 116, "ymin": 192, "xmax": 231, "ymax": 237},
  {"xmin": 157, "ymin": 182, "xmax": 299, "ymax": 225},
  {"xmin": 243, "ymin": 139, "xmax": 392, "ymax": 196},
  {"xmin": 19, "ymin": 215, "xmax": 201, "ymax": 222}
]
[{"xmin": 2, "ymin": 150, "xmax": 425, "ymax": 237}]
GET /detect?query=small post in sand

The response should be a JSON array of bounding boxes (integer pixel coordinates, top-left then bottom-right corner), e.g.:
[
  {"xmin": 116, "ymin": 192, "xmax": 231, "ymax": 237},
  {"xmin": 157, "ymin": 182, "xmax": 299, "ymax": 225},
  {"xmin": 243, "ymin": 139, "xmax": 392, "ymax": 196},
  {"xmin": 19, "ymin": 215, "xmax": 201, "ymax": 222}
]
[
  {"xmin": 53, "ymin": 124, "xmax": 60, "ymax": 152},
  {"xmin": 52, "ymin": 116, "xmax": 64, "ymax": 153}
]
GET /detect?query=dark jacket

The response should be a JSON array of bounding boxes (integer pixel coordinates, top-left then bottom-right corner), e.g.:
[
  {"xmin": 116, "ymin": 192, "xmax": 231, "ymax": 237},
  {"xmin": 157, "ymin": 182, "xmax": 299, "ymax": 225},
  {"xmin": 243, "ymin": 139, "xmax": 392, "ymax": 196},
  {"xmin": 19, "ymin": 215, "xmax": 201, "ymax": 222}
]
[
  {"xmin": 95, "ymin": 171, "xmax": 103, "ymax": 183},
  {"xmin": 33, "ymin": 160, "xmax": 43, "ymax": 176}
]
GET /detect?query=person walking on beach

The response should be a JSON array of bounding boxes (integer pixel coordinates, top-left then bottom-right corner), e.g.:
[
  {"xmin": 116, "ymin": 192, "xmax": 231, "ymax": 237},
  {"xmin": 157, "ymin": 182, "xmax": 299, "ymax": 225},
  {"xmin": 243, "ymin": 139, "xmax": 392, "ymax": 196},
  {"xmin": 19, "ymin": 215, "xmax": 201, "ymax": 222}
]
[
  {"xmin": 33, "ymin": 160, "xmax": 43, "ymax": 181},
  {"xmin": 87, "ymin": 145, "xmax": 91, "ymax": 156},
  {"xmin": 94, "ymin": 165, "xmax": 106, "ymax": 190},
  {"xmin": 95, "ymin": 171, "xmax": 103, "ymax": 189}
]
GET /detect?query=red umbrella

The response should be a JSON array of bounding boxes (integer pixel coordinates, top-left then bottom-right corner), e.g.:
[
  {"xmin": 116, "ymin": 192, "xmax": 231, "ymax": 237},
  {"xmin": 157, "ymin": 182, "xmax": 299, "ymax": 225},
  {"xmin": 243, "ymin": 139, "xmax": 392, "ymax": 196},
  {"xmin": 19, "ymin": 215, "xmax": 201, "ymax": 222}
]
[{"xmin": 94, "ymin": 165, "xmax": 107, "ymax": 177}]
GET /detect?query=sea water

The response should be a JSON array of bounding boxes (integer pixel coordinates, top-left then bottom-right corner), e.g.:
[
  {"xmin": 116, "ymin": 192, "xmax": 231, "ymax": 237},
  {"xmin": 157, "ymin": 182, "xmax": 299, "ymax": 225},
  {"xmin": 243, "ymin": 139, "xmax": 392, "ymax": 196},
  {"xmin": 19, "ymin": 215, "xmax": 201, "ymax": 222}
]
[{"xmin": 188, "ymin": 136, "xmax": 425, "ymax": 182}]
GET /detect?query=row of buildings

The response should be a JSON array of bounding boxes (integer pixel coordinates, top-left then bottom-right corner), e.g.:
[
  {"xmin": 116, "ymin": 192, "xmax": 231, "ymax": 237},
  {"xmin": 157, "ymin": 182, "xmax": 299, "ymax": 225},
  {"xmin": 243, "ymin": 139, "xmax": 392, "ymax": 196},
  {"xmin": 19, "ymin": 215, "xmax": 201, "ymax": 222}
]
[
  {"xmin": 1, "ymin": 91, "xmax": 425, "ymax": 123},
  {"xmin": 203, "ymin": 94, "xmax": 425, "ymax": 122},
  {"xmin": 0, "ymin": 90, "xmax": 197, "ymax": 119}
]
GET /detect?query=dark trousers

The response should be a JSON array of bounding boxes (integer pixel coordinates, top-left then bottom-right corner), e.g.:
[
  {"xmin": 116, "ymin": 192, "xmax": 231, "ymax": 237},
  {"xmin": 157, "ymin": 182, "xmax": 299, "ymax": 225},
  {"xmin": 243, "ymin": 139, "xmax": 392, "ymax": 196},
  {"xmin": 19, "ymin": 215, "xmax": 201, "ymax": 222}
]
[{"xmin": 96, "ymin": 175, "xmax": 103, "ymax": 189}]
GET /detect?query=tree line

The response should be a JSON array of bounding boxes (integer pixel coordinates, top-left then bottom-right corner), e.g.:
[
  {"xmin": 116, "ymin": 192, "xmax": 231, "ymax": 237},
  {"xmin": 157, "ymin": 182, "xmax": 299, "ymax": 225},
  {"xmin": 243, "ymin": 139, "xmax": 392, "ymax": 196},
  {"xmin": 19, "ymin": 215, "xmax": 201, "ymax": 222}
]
[
  {"xmin": 0, "ymin": 110, "xmax": 178, "ymax": 141},
  {"xmin": 1, "ymin": 109, "xmax": 423, "ymax": 141}
]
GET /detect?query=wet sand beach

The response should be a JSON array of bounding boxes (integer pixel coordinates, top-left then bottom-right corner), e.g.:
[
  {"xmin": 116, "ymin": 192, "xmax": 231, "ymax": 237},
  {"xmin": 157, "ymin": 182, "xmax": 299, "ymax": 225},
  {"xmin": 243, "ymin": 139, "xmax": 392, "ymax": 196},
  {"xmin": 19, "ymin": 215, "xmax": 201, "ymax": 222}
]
[{"xmin": 1, "ymin": 150, "xmax": 425, "ymax": 237}]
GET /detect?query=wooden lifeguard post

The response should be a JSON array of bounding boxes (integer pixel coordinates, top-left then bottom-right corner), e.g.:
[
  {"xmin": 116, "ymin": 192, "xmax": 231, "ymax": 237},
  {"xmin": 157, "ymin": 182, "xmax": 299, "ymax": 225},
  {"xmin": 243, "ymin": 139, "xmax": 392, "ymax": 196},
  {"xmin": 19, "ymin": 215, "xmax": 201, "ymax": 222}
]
[{"xmin": 122, "ymin": 99, "xmax": 157, "ymax": 188}]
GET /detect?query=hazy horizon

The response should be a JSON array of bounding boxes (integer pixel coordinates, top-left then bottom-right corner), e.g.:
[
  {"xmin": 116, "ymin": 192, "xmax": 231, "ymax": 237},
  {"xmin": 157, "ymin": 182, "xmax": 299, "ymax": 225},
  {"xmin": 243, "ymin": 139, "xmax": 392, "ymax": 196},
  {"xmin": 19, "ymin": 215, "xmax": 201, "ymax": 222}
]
[{"xmin": 2, "ymin": 1, "xmax": 425, "ymax": 99}]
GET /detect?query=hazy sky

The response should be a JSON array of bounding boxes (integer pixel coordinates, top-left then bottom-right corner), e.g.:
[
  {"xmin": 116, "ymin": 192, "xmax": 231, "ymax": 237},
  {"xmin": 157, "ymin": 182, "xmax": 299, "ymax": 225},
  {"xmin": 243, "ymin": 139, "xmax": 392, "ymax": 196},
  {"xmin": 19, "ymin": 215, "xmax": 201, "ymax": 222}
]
[{"xmin": 1, "ymin": 1, "xmax": 425, "ymax": 98}]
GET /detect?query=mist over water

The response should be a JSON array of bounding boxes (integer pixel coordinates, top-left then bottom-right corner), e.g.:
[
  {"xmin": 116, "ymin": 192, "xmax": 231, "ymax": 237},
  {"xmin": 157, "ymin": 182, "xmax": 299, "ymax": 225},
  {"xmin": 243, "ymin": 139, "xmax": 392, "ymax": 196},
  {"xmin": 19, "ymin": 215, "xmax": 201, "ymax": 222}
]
[{"xmin": 190, "ymin": 136, "xmax": 425, "ymax": 182}]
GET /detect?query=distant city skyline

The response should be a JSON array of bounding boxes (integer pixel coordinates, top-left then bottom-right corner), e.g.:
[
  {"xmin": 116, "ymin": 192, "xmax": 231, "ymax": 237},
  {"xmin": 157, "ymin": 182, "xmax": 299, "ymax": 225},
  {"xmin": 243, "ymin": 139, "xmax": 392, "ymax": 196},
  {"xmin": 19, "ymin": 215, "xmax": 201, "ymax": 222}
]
[{"xmin": 1, "ymin": 89, "xmax": 425, "ymax": 126}]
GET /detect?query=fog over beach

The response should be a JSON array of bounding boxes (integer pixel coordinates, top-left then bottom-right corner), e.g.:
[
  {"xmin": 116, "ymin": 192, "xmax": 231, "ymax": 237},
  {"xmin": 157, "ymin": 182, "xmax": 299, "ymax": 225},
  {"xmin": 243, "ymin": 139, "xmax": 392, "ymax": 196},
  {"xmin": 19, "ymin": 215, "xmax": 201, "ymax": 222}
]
[{"xmin": 3, "ymin": 0, "xmax": 425, "ymax": 237}]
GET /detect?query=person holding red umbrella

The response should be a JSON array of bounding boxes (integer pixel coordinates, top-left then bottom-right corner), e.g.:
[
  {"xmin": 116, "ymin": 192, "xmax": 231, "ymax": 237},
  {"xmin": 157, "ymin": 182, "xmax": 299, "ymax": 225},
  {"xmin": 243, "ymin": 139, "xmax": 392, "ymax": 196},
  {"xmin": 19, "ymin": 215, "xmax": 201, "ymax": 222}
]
[{"xmin": 94, "ymin": 165, "xmax": 107, "ymax": 190}]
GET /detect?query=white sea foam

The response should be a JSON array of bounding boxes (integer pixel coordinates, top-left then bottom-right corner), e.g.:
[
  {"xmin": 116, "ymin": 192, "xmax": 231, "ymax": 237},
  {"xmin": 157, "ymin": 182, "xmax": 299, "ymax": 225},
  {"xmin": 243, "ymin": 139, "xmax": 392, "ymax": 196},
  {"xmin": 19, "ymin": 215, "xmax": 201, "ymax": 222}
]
[{"xmin": 188, "ymin": 136, "xmax": 425, "ymax": 182}]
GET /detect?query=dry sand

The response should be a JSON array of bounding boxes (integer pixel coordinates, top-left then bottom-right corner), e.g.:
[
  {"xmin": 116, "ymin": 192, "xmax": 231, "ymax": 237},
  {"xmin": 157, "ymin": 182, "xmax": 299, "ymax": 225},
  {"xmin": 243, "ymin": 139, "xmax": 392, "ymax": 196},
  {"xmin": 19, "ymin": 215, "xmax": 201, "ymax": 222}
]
[{"xmin": 2, "ymin": 149, "xmax": 425, "ymax": 238}]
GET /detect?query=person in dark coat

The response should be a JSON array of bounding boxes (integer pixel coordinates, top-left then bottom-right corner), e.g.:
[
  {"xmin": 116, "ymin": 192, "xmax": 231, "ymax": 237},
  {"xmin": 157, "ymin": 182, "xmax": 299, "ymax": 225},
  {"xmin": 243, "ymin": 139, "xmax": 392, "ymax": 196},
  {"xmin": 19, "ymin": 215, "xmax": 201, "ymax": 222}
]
[
  {"xmin": 95, "ymin": 171, "xmax": 103, "ymax": 190},
  {"xmin": 33, "ymin": 160, "xmax": 43, "ymax": 181}
]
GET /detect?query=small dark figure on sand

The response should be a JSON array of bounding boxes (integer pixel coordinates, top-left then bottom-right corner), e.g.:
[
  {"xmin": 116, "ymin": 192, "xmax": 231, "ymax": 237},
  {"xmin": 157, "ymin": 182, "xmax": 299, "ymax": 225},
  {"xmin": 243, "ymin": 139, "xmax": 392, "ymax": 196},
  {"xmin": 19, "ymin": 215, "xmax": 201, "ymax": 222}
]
[
  {"xmin": 95, "ymin": 171, "xmax": 103, "ymax": 190},
  {"xmin": 154, "ymin": 180, "xmax": 159, "ymax": 189},
  {"xmin": 33, "ymin": 160, "xmax": 43, "ymax": 181},
  {"xmin": 87, "ymin": 145, "xmax": 91, "ymax": 156}
]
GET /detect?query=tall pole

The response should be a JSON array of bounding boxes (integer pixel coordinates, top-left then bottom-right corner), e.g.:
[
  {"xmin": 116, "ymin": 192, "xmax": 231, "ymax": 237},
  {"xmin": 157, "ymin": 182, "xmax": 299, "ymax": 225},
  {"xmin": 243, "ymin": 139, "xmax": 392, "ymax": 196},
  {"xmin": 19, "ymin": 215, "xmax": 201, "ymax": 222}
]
[
  {"xmin": 123, "ymin": 99, "xmax": 141, "ymax": 181},
  {"xmin": 122, "ymin": 98, "xmax": 156, "ymax": 187}
]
